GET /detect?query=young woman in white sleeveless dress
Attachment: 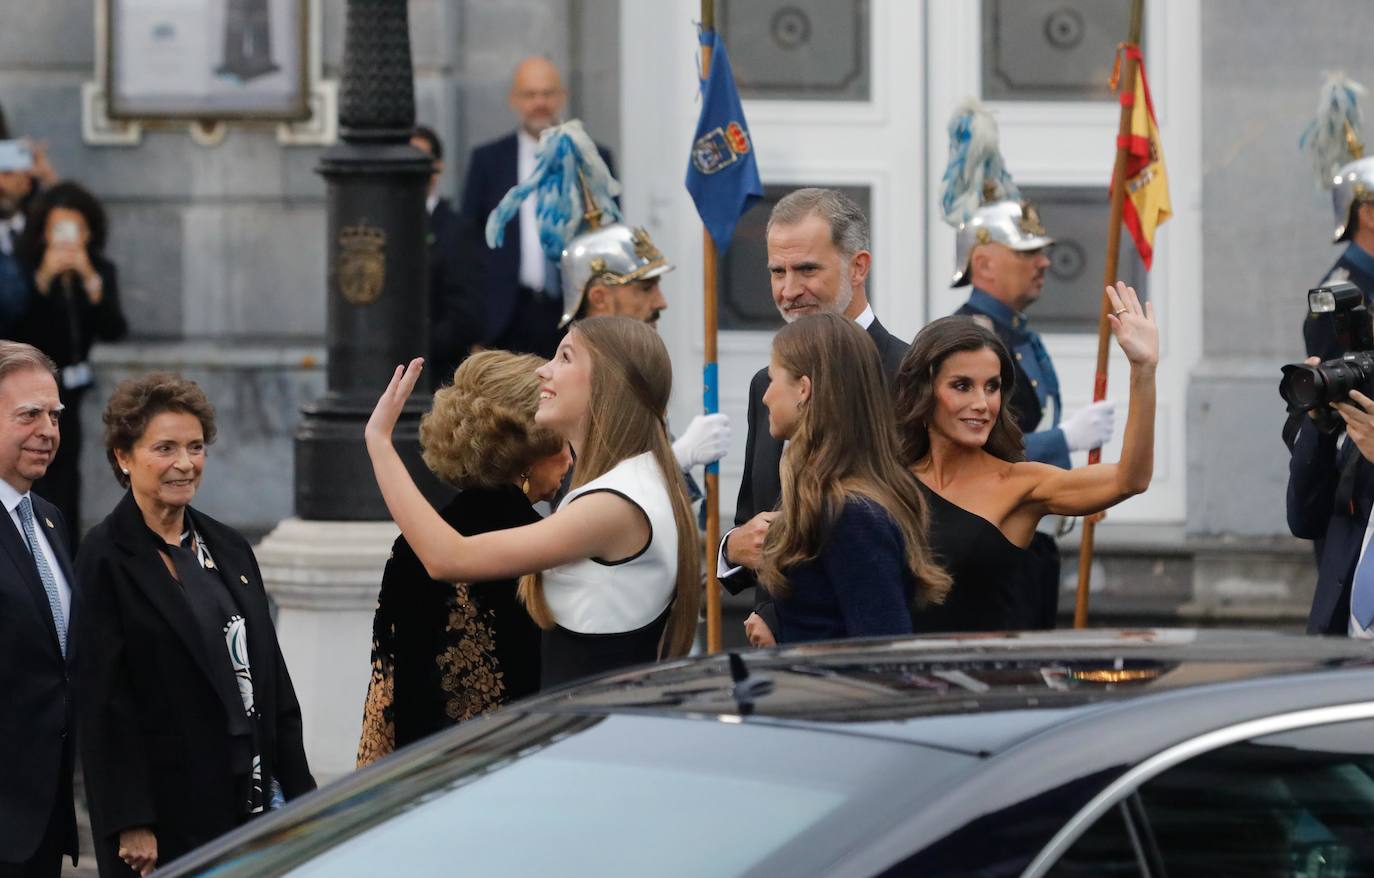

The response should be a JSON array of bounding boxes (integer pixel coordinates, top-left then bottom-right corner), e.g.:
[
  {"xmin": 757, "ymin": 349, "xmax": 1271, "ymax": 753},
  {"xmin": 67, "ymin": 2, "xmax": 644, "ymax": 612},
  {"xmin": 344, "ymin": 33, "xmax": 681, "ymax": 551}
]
[{"xmin": 365, "ymin": 316, "xmax": 700, "ymax": 687}]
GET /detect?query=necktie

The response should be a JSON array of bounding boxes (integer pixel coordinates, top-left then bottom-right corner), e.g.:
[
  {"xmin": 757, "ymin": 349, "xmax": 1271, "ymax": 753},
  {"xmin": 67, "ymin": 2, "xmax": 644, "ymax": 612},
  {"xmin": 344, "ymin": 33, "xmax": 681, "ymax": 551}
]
[
  {"xmin": 1352, "ymin": 518, "xmax": 1374, "ymax": 630},
  {"xmin": 17, "ymin": 496, "xmax": 66, "ymax": 656}
]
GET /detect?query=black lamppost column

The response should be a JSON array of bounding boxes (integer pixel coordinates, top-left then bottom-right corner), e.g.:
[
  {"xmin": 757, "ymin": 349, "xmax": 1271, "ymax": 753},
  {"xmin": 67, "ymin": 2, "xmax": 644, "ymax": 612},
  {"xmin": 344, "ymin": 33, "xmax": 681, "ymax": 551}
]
[
  {"xmin": 258, "ymin": 0, "xmax": 437, "ymax": 782},
  {"xmin": 295, "ymin": 0, "xmax": 435, "ymax": 520}
]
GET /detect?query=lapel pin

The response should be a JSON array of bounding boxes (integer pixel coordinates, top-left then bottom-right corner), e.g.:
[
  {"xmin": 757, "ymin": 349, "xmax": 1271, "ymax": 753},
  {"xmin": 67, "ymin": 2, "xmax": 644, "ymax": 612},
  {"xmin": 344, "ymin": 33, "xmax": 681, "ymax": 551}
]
[
  {"xmin": 205, "ymin": 558, "xmax": 215, "ymax": 569},
  {"xmin": 239, "ymin": 575, "xmax": 248, "ymax": 585},
  {"xmin": 44, "ymin": 518, "xmax": 54, "ymax": 529}
]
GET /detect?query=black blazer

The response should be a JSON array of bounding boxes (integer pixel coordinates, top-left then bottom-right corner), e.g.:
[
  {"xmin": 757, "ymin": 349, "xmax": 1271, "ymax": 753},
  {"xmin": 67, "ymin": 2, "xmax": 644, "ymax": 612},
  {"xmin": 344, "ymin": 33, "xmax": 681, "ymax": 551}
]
[
  {"xmin": 1287, "ymin": 416, "xmax": 1374, "ymax": 634},
  {"xmin": 74, "ymin": 492, "xmax": 315, "ymax": 874},
  {"xmin": 723, "ymin": 316, "xmax": 909, "ymax": 607},
  {"xmin": 16, "ymin": 255, "xmax": 128, "ymax": 370},
  {"xmin": 427, "ymin": 198, "xmax": 486, "ymax": 389},
  {"xmin": 459, "ymin": 132, "xmax": 615, "ymax": 344},
  {"xmin": 0, "ymin": 493, "xmax": 77, "ymax": 864}
]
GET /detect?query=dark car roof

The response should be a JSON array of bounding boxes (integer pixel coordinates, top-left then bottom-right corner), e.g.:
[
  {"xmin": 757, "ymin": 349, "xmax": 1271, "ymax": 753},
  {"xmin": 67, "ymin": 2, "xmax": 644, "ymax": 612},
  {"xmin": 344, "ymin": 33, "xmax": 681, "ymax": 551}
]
[
  {"xmin": 160, "ymin": 630, "xmax": 1374, "ymax": 878},
  {"xmin": 527, "ymin": 629, "xmax": 1374, "ymax": 754}
]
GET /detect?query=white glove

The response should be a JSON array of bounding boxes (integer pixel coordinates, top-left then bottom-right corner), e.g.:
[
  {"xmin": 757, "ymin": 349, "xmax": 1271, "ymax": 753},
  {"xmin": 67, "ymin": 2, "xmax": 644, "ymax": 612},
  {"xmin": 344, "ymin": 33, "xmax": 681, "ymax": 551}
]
[
  {"xmin": 1059, "ymin": 400, "xmax": 1116, "ymax": 452},
  {"xmin": 673, "ymin": 413, "xmax": 732, "ymax": 469}
]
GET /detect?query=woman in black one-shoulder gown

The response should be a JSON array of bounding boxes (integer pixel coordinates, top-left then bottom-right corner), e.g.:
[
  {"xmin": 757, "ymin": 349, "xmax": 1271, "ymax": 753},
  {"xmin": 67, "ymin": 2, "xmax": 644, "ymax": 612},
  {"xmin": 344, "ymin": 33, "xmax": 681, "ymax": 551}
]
[
  {"xmin": 914, "ymin": 482, "xmax": 1029, "ymax": 633},
  {"xmin": 895, "ymin": 286, "xmax": 1159, "ymax": 634}
]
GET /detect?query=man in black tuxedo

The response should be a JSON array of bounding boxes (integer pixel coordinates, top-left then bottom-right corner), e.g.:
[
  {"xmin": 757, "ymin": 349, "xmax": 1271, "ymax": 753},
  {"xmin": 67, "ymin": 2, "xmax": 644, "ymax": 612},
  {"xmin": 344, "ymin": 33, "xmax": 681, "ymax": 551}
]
[
  {"xmin": 412, "ymin": 125, "xmax": 485, "ymax": 390},
  {"xmin": 0, "ymin": 342, "xmax": 78, "ymax": 877},
  {"xmin": 717, "ymin": 189, "xmax": 907, "ymax": 645},
  {"xmin": 458, "ymin": 56, "xmax": 615, "ymax": 359}
]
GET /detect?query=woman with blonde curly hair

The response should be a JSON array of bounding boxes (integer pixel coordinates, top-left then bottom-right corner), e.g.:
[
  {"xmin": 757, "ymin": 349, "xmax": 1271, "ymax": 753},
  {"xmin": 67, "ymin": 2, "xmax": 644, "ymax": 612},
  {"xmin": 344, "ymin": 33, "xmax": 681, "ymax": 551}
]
[{"xmin": 357, "ymin": 351, "xmax": 571, "ymax": 766}]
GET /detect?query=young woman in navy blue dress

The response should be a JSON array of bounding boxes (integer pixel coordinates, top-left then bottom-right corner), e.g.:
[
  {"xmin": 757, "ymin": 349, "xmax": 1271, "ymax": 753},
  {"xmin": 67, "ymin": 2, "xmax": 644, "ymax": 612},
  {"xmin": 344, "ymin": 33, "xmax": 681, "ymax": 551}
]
[{"xmin": 757, "ymin": 313, "xmax": 950, "ymax": 643}]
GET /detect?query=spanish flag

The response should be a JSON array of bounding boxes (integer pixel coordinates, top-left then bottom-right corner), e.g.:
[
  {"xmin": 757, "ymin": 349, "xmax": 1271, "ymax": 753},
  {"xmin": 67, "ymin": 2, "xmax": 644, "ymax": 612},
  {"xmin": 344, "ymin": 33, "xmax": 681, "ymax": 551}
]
[{"xmin": 1115, "ymin": 44, "xmax": 1171, "ymax": 269}]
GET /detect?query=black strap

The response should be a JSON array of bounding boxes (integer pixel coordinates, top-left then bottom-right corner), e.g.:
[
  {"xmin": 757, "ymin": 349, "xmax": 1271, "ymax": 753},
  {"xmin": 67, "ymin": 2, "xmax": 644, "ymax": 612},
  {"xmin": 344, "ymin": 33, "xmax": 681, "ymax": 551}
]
[
  {"xmin": 1335, "ymin": 443, "xmax": 1365, "ymax": 518},
  {"xmin": 1281, "ymin": 410, "xmax": 1304, "ymax": 452}
]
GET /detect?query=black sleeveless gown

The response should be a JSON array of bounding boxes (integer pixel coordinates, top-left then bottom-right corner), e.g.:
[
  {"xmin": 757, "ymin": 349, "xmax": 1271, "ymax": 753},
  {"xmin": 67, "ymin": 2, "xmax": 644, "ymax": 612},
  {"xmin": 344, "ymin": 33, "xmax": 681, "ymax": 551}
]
[{"xmin": 914, "ymin": 483, "xmax": 1031, "ymax": 634}]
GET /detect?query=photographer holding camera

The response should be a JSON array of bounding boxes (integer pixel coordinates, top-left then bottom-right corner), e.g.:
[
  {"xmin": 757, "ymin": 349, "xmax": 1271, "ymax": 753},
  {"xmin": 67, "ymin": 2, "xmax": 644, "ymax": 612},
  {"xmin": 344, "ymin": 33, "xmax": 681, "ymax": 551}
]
[
  {"xmin": 1284, "ymin": 283, "xmax": 1374, "ymax": 636},
  {"xmin": 14, "ymin": 180, "xmax": 127, "ymax": 545}
]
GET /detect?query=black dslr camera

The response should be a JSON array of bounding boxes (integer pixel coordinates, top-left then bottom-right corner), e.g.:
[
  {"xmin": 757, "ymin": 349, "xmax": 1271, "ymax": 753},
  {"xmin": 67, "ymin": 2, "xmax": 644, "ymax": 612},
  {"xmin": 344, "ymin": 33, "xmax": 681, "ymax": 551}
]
[{"xmin": 1280, "ymin": 281, "xmax": 1374, "ymax": 433}]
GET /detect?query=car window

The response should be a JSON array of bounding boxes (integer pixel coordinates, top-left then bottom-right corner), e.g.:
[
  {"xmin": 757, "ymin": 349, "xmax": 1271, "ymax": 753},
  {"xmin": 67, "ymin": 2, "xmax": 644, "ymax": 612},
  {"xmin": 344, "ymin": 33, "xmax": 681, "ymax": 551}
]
[
  {"xmin": 1048, "ymin": 718, "xmax": 1374, "ymax": 877},
  {"xmin": 271, "ymin": 714, "xmax": 976, "ymax": 878}
]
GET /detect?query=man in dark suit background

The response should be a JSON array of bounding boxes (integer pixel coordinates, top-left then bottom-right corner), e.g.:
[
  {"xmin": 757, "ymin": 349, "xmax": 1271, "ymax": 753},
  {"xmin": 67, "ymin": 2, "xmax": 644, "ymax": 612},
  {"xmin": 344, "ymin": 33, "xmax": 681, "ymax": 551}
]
[
  {"xmin": 717, "ymin": 188, "xmax": 907, "ymax": 646},
  {"xmin": 0, "ymin": 342, "xmax": 77, "ymax": 877},
  {"xmin": 411, "ymin": 125, "xmax": 485, "ymax": 390},
  {"xmin": 458, "ymin": 56, "xmax": 615, "ymax": 359}
]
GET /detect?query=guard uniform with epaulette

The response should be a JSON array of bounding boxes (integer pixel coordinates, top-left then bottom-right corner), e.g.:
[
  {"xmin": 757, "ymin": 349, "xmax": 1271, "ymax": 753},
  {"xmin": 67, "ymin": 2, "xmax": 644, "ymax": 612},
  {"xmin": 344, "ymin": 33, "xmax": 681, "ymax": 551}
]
[
  {"xmin": 940, "ymin": 101, "xmax": 1119, "ymax": 630},
  {"xmin": 1303, "ymin": 75, "xmax": 1374, "ymax": 359}
]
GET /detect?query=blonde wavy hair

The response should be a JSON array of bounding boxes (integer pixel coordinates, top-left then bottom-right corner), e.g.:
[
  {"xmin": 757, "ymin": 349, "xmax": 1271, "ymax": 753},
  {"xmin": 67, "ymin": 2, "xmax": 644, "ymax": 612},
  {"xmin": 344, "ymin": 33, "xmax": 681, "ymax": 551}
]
[
  {"xmin": 419, "ymin": 351, "xmax": 564, "ymax": 489},
  {"xmin": 518, "ymin": 317, "xmax": 702, "ymax": 657},
  {"xmin": 759, "ymin": 313, "xmax": 951, "ymax": 609}
]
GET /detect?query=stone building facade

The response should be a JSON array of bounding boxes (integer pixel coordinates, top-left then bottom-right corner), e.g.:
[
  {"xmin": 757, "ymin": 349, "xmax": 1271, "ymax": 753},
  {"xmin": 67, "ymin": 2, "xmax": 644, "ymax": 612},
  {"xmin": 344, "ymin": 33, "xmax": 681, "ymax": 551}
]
[{"xmin": 1, "ymin": 0, "xmax": 1370, "ymax": 629}]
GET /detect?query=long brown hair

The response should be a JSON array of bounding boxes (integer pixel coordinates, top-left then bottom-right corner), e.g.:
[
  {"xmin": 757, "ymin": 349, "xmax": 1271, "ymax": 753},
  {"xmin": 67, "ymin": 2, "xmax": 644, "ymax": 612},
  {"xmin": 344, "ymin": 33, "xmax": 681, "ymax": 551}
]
[
  {"xmin": 759, "ymin": 313, "xmax": 950, "ymax": 608},
  {"xmin": 517, "ymin": 317, "xmax": 702, "ymax": 656},
  {"xmin": 895, "ymin": 316, "xmax": 1025, "ymax": 465}
]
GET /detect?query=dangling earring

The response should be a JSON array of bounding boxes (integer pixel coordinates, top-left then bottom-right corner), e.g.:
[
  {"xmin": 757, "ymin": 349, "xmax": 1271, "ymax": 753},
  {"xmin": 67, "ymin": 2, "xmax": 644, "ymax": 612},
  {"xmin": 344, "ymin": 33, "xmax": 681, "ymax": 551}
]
[{"xmin": 520, "ymin": 472, "xmax": 531, "ymax": 497}]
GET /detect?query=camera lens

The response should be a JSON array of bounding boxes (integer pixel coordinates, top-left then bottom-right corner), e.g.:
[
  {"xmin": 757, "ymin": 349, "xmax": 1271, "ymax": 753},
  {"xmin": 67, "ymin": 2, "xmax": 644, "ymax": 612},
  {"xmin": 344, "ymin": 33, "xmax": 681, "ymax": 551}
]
[{"xmin": 1280, "ymin": 364, "xmax": 1325, "ymax": 411}]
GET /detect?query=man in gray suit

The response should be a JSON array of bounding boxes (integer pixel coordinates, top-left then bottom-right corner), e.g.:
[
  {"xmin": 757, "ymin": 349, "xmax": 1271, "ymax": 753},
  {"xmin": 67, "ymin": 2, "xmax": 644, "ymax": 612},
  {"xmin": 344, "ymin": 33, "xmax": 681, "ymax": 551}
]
[{"xmin": 0, "ymin": 342, "xmax": 77, "ymax": 878}]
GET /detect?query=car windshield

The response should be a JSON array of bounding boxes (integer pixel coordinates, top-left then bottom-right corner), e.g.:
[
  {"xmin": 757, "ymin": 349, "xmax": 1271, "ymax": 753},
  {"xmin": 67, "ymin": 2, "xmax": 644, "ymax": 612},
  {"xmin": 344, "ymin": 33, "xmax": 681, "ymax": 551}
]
[{"xmin": 194, "ymin": 712, "xmax": 978, "ymax": 877}]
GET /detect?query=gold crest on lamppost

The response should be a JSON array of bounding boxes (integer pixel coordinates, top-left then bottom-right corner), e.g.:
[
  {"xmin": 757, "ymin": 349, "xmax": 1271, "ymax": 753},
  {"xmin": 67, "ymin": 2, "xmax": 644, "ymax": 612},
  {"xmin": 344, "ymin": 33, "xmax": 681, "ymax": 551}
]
[{"xmin": 338, "ymin": 224, "xmax": 386, "ymax": 305}]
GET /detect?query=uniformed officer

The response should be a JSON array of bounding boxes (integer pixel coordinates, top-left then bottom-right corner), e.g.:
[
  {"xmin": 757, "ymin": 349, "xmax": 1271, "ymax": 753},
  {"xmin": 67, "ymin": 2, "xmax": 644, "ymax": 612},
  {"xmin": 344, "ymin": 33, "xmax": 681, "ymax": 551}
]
[
  {"xmin": 485, "ymin": 120, "xmax": 730, "ymax": 497},
  {"xmin": 1303, "ymin": 74, "xmax": 1374, "ymax": 359},
  {"xmin": 941, "ymin": 101, "xmax": 1116, "ymax": 629}
]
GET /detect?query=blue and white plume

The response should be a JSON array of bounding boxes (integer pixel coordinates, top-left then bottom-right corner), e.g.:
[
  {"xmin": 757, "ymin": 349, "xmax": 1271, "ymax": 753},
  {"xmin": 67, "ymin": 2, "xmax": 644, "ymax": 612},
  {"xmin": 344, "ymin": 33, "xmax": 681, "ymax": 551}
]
[
  {"xmin": 940, "ymin": 99, "xmax": 1019, "ymax": 227},
  {"xmin": 1301, "ymin": 73, "xmax": 1368, "ymax": 189},
  {"xmin": 484, "ymin": 119, "xmax": 623, "ymax": 258}
]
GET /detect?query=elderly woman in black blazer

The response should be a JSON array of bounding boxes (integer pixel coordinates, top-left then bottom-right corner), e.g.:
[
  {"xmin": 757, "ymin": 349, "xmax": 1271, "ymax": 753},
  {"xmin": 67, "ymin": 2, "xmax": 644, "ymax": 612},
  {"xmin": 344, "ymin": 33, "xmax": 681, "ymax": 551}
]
[{"xmin": 74, "ymin": 373, "xmax": 314, "ymax": 877}]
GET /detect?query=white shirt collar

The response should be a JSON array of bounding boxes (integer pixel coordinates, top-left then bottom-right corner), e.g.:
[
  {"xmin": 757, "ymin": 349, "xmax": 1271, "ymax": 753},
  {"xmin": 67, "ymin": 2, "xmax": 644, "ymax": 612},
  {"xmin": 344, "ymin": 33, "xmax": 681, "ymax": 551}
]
[
  {"xmin": 0, "ymin": 212, "xmax": 23, "ymax": 256},
  {"xmin": 853, "ymin": 303, "xmax": 875, "ymax": 329},
  {"xmin": 0, "ymin": 477, "xmax": 29, "ymax": 515},
  {"xmin": 517, "ymin": 127, "xmax": 538, "ymax": 171}
]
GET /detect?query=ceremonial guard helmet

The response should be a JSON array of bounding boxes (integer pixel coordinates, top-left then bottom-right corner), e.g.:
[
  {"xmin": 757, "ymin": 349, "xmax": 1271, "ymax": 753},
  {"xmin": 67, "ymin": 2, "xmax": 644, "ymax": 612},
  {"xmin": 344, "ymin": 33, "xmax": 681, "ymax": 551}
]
[
  {"xmin": 941, "ymin": 100, "xmax": 1054, "ymax": 287},
  {"xmin": 483, "ymin": 119, "xmax": 672, "ymax": 327},
  {"xmin": 559, "ymin": 223, "xmax": 673, "ymax": 327},
  {"xmin": 1303, "ymin": 74, "xmax": 1374, "ymax": 243}
]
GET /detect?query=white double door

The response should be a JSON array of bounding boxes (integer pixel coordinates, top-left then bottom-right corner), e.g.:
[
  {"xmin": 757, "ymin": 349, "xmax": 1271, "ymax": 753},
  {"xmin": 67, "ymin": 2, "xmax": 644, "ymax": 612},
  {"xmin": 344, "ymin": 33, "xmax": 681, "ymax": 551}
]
[{"xmin": 620, "ymin": 0, "xmax": 1197, "ymax": 526}]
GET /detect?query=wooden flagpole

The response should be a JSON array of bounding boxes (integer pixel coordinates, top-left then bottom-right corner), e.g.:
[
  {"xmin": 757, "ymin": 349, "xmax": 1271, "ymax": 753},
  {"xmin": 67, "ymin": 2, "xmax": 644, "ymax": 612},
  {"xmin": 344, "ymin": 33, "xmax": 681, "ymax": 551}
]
[
  {"xmin": 1074, "ymin": 0, "xmax": 1144, "ymax": 628},
  {"xmin": 701, "ymin": 0, "xmax": 723, "ymax": 652}
]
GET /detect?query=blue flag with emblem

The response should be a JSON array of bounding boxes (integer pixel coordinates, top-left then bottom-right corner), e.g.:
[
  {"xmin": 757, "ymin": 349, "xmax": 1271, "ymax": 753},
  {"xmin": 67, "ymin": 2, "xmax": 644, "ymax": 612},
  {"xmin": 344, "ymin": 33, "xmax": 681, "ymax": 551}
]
[{"xmin": 685, "ymin": 30, "xmax": 762, "ymax": 253}]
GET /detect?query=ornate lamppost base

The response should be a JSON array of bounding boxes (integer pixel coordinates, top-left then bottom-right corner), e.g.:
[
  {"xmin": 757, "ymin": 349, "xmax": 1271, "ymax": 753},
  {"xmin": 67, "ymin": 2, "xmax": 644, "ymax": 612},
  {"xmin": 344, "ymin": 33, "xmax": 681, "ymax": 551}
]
[{"xmin": 258, "ymin": 516, "xmax": 399, "ymax": 782}]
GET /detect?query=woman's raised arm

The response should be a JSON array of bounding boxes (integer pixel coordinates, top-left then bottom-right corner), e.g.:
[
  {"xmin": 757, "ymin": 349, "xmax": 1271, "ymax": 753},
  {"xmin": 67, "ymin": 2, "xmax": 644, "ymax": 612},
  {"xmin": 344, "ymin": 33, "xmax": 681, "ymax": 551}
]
[
  {"xmin": 1022, "ymin": 282, "xmax": 1158, "ymax": 517},
  {"xmin": 364, "ymin": 359, "xmax": 645, "ymax": 582}
]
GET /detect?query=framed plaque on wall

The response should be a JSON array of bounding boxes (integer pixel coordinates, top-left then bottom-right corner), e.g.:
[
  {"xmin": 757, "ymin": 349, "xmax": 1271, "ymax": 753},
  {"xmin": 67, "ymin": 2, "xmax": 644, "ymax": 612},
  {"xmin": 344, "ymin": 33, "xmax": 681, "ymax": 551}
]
[{"xmin": 106, "ymin": 0, "xmax": 309, "ymax": 121}]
